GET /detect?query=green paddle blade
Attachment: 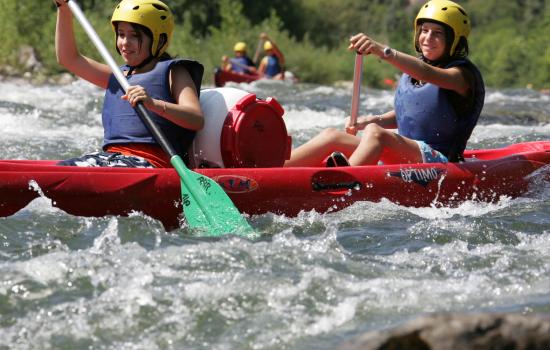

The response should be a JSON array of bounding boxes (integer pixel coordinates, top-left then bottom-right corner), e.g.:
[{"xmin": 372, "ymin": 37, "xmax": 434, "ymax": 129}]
[{"xmin": 171, "ymin": 156, "xmax": 256, "ymax": 238}]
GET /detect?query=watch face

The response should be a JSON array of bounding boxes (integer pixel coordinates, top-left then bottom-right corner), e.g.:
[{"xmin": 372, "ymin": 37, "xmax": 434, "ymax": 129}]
[{"xmin": 384, "ymin": 47, "xmax": 392, "ymax": 57}]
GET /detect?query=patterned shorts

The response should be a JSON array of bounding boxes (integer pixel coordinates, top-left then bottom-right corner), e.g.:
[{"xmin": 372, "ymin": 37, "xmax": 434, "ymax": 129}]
[
  {"xmin": 57, "ymin": 151, "xmax": 155, "ymax": 168},
  {"xmin": 415, "ymin": 141, "xmax": 448, "ymax": 164}
]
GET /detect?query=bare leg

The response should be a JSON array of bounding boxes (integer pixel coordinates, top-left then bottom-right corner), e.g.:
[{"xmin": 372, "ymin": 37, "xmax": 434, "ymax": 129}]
[
  {"xmin": 284, "ymin": 128, "xmax": 360, "ymax": 167},
  {"xmin": 348, "ymin": 124, "xmax": 422, "ymax": 165}
]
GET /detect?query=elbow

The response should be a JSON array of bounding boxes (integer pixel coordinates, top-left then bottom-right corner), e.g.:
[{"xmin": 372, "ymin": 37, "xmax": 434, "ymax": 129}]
[
  {"xmin": 56, "ymin": 52, "xmax": 73, "ymax": 70},
  {"xmin": 56, "ymin": 53, "xmax": 65, "ymax": 67},
  {"xmin": 195, "ymin": 111, "xmax": 205, "ymax": 131},
  {"xmin": 196, "ymin": 119, "xmax": 205, "ymax": 131}
]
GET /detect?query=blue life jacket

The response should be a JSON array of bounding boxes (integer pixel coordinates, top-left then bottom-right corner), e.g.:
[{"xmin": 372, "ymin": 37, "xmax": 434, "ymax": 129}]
[
  {"xmin": 394, "ymin": 59, "xmax": 484, "ymax": 161},
  {"xmin": 102, "ymin": 58, "xmax": 203, "ymax": 159},
  {"xmin": 230, "ymin": 56, "xmax": 255, "ymax": 74},
  {"xmin": 263, "ymin": 55, "xmax": 282, "ymax": 77}
]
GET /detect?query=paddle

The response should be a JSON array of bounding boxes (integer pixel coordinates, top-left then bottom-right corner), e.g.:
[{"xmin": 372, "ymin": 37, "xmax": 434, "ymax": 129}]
[
  {"xmin": 252, "ymin": 38, "xmax": 264, "ymax": 64},
  {"xmin": 347, "ymin": 53, "xmax": 363, "ymax": 136},
  {"xmin": 66, "ymin": 0, "xmax": 254, "ymax": 237},
  {"xmin": 228, "ymin": 58, "xmax": 257, "ymax": 74}
]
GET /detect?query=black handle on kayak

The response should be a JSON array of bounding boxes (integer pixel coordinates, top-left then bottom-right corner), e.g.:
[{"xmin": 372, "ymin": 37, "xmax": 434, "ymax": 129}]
[{"xmin": 312, "ymin": 181, "xmax": 362, "ymax": 191}]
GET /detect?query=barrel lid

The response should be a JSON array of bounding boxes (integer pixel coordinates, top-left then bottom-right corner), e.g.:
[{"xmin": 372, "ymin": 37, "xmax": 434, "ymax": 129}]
[{"xmin": 221, "ymin": 94, "xmax": 291, "ymax": 168}]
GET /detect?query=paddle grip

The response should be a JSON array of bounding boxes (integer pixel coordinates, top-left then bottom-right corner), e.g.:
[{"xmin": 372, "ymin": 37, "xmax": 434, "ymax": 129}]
[{"xmin": 349, "ymin": 53, "xmax": 363, "ymax": 129}]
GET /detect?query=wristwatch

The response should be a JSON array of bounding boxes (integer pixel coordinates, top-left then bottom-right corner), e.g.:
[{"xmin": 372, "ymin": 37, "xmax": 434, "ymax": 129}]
[{"xmin": 383, "ymin": 47, "xmax": 394, "ymax": 59}]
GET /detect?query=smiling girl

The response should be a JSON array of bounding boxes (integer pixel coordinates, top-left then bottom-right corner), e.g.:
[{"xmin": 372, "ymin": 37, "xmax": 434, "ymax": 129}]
[
  {"xmin": 54, "ymin": 0, "xmax": 204, "ymax": 168},
  {"xmin": 285, "ymin": 0, "xmax": 485, "ymax": 167}
]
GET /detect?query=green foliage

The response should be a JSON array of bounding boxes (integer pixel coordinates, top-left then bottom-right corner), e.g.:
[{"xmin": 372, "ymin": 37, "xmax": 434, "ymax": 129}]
[
  {"xmin": 469, "ymin": 0, "xmax": 550, "ymax": 88},
  {"xmin": 0, "ymin": 0, "xmax": 17, "ymax": 65},
  {"xmin": 0, "ymin": 0, "xmax": 548, "ymax": 89}
]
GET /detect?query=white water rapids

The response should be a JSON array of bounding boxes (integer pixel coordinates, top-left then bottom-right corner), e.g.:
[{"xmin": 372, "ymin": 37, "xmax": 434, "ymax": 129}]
[{"xmin": 1, "ymin": 78, "xmax": 549, "ymax": 349}]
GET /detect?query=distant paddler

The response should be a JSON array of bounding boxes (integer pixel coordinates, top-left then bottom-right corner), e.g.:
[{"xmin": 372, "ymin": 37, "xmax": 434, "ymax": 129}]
[
  {"xmin": 257, "ymin": 33, "xmax": 286, "ymax": 80},
  {"xmin": 221, "ymin": 41, "xmax": 257, "ymax": 75}
]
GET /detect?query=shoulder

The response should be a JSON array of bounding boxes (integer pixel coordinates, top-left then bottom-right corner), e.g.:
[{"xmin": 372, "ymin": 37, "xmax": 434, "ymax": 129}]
[
  {"xmin": 453, "ymin": 60, "xmax": 484, "ymax": 91},
  {"xmin": 168, "ymin": 58, "xmax": 203, "ymax": 73},
  {"xmin": 446, "ymin": 59, "xmax": 481, "ymax": 77},
  {"xmin": 167, "ymin": 59, "xmax": 203, "ymax": 94},
  {"xmin": 169, "ymin": 59, "xmax": 204, "ymax": 83},
  {"xmin": 445, "ymin": 59, "xmax": 484, "ymax": 89}
]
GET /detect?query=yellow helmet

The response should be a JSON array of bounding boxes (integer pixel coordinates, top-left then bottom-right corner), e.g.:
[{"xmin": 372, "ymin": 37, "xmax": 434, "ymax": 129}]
[
  {"xmin": 111, "ymin": 0, "xmax": 174, "ymax": 57},
  {"xmin": 415, "ymin": 0, "xmax": 470, "ymax": 56},
  {"xmin": 233, "ymin": 42, "xmax": 247, "ymax": 52},
  {"xmin": 263, "ymin": 41, "xmax": 273, "ymax": 51}
]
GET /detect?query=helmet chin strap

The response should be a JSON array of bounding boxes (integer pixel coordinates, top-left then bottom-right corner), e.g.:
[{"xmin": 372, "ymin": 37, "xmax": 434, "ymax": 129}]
[
  {"xmin": 127, "ymin": 37, "xmax": 166, "ymax": 75},
  {"xmin": 420, "ymin": 53, "xmax": 452, "ymax": 68},
  {"xmin": 127, "ymin": 54, "xmax": 155, "ymax": 75}
]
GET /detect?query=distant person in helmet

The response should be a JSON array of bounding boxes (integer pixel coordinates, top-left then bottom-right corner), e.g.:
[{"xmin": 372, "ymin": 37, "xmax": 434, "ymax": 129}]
[
  {"xmin": 53, "ymin": 0, "xmax": 204, "ymax": 168},
  {"xmin": 257, "ymin": 33, "xmax": 285, "ymax": 80},
  {"xmin": 221, "ymin": 42, "xmax": 257, "ymax": 75},
  {"xmin": 285, "ymin": 0, "xmax": 485, "ymax": 167}
]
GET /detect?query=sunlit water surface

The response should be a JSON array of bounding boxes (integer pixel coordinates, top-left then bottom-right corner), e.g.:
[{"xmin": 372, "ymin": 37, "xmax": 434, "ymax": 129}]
[{"xmin": 1, "ymin": 78, "xmax": 549, "ymax": 349}]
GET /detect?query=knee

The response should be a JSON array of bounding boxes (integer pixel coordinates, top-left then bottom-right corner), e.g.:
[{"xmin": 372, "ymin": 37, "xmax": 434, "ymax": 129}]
[
  {"xmin": 363, "ymin": 123, "xmax": 385, "ymax": 141},
  {"xmin": 319, "ymin": 127, "xmax": 343, "ymax": 142}
]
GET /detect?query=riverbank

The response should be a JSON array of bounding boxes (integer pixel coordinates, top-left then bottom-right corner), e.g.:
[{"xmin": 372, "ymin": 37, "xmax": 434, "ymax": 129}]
[
  {"xmin": 0, "ymin": 71, "xmax": 76, "ymax": 86},
  {"xmin": 0, "ymin": 45, "xmax": 76, "ymax": 86}
]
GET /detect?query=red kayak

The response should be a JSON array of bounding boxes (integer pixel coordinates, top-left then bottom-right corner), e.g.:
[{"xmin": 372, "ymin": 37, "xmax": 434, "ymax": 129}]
[
  {"xmin": 1, "ymin": 141, "xmax": 549, "ymax": 230},
  {"xmin": 214, "ymin": 68, "xmax": 260, "ymax": 87},
  {"xmin": 213, "ymin": 68, "xmax": 298, "ymax": 87}
]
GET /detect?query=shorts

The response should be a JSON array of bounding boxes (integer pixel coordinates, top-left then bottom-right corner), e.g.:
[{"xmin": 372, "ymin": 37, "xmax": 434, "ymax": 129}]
[
  {"xmin": 57, "ymin": 151, "xmax": 155, "ymax": 168},
  {"xmin": 415, "ymin": 141, "xmax": 448, "ymax": 164}
]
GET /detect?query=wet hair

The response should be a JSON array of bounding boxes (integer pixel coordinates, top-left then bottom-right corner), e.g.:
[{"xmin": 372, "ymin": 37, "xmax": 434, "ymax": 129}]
[{"xmin": 454, "ymin": 37, "xmax": 469, "ymax": 58}]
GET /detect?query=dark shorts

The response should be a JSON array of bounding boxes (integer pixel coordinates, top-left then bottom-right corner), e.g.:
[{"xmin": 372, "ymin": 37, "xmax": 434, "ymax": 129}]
[{"xmin": 57, "ymin": 151, "xmax": 155, "ymax": 168}]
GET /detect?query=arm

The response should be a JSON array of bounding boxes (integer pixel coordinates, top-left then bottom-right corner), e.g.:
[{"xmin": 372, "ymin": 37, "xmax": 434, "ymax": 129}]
[
  {"xmin": 123, "ymin": 65, "xmax": 204, "ymax": 131},
  {"xmin": 245, "ymin": 57, "xmax": 257, "ymax": 73},
  {"xmin": 349, "ymin": 33, "xmax": 470, "ymax": 96},
  {"xmin": 257, "ymin": 56, "xmax": 268, "ymax": 76},
  {"xmin": 55, "ymin": 2, "xmax": 111, "ymax": 89},
  {"xmin": 270, "ymin": 44, "xmax": 285, "ymax": 66},
  {"xmin": 221, "ymin": 55, "xmax": 231, "ymax": 71},
  {"xmin": 227, "ymin": 57, "xmax": 257, "ymax": 74},
  {"xmin": 260, "ymin": 33, "xmax": 285, "ymax": 66}
]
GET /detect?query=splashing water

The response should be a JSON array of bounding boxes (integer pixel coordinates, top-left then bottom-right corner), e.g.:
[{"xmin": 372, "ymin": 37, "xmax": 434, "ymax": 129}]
[{"xmin": 1, "ymin": 79, "xmax": 549, "ymax": 349}]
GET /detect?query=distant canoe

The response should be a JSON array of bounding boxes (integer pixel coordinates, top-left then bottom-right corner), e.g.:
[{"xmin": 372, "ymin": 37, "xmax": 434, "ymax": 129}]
[
  {"xmin": 214, "ymin": 68, "xmax": 298, "ymax": 87},
  {"xmin": 214, "ymin": 68, "xmax": 260, "ymax": 87}
]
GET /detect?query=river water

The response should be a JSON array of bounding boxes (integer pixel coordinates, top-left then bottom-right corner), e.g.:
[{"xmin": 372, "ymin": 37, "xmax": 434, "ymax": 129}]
[{"xmin": 1, "ymin": 77, "xmax": 549, "ymax": 349}]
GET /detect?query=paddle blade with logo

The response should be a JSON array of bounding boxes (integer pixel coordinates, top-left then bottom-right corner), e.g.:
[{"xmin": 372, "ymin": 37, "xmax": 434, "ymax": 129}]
[{"xmin": 171, "ymin": 157, "xmax": 256, "ymax": 237}]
